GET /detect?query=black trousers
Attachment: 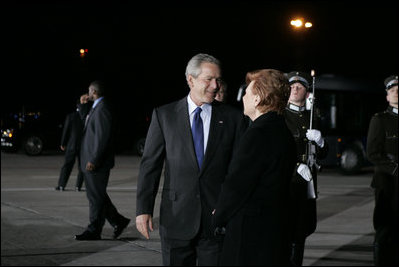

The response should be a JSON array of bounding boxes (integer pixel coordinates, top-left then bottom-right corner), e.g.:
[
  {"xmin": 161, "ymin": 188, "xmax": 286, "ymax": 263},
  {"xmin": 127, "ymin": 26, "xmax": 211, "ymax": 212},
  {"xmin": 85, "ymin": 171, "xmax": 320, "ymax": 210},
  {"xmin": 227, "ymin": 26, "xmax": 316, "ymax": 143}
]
[
  {"xmin": 290, "ymin": 190, "xmax": 317, "ymax": 243},
  {"xmin": 373, "ymin": 188, "xmax": 399, "ymax": 266},
  {"xmin": 290, "ymin": 198, "xmax": 317, "ymax": 266},
  {"xmin": 161, "ymin": 232, "xmax": 223, "ymax": 266},
  {"xmin": 83, "ymin": 169, "xmax": 126, "ymax": 234},
  {"xmin": 58, "ymin": 149, "xmax": 84, "ymax": 188}
]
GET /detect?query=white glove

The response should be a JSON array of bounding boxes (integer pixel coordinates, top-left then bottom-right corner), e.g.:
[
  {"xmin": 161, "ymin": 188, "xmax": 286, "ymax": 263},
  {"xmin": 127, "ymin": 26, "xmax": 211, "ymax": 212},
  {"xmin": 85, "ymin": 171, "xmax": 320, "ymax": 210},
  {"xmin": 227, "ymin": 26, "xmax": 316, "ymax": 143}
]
[
  {"xmin": 307, "ymin": 179, "xmax": 316, "ymax": 199},
  {"xmin": 306, "ymin": 129, "xmax": 324, "ymax": 147},
  {"xmin": 297, "ymin": 163, "xmax": 312, "ymax": 181}
]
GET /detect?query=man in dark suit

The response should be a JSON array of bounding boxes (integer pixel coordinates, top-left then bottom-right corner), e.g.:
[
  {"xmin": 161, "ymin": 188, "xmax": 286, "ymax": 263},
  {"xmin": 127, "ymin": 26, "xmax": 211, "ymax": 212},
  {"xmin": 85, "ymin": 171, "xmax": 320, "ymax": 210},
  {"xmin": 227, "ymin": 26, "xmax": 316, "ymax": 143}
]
[
  {"xmin": 135, "ymin": 53, "xmax": 247, "ymax": 265},
  {"xmin": 75, "ymin": 80, "xmax": 130, "ymax": 241},
  {"xmin": 55, "ymin": 101, "xmax": 84, "ymax": 191}
]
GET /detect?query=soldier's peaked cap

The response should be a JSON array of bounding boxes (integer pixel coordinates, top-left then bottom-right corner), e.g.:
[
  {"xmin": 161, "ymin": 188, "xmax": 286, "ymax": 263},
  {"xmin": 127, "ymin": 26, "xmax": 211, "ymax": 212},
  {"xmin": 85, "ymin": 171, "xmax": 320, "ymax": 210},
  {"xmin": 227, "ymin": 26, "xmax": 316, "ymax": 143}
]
[
  {"xmin": 287, "ymin": 71, "xmax": 312, "ymax": 91},
  {"xmin": 384, "ymin": 75, "xmax": 398, "ymax": 90}
]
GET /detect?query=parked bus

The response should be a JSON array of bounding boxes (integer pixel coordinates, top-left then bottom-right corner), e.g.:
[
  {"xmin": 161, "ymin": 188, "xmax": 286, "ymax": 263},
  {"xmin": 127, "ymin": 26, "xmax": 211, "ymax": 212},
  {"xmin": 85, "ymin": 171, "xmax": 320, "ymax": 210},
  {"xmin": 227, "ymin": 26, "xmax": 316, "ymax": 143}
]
[{"xmin": 308, "ymin": 74, "xmax": 385, "ymax": 174}]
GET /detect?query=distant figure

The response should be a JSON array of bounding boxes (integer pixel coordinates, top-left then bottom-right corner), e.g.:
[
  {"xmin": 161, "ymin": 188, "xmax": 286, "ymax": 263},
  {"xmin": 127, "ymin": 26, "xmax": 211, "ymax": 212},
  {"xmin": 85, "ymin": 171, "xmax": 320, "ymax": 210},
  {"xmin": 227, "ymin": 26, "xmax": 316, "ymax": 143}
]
[
  {"xmin": 55, "ymin": 101, "xmax": 85, "ymax": 191},
  {"xmin": 212, "ymin": 69, "xmax": 296, "ymax": 266},
  {"xmin": 75, "ymin": 80, "xmax": 130, "ymax": 241},
  {"xmin": 215, "ymin": 80, "xmax": 227, "ymax": 103},
  {"xmin": 284, "ymin": 71, "xmax": 328, "ymax": 266},
  {"xmin": 367, "ymin": 75, "xmax": 398, "ymax": 266},
  {"xmin": 135, "ymin": 53, "xmax": 247, "ymax": 265}
]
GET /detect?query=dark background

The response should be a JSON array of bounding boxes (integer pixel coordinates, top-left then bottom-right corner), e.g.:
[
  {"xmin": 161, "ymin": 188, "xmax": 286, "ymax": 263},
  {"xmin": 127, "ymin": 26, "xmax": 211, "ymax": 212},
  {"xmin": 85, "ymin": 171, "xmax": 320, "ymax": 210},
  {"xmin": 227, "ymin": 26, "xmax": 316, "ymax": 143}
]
[{"xmin": 3, "ymin": 0, "xmax": 398, "ymax": 125}]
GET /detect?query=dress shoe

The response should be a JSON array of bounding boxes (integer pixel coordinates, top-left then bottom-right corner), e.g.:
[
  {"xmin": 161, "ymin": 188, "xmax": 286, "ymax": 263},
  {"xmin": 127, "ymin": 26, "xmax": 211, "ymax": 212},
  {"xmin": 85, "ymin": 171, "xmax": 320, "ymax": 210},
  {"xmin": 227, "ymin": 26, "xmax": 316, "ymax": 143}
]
[
  {"xmin": 113, "ymin": 218, "xmax": 131, "ymax": 239},
  {"xmin": 55, "ymin": 186, "xmax": 64, "ymax": 191},
  {"xmin": 75, "ymin": 230, "xmax": 101, "ymax": 241}
]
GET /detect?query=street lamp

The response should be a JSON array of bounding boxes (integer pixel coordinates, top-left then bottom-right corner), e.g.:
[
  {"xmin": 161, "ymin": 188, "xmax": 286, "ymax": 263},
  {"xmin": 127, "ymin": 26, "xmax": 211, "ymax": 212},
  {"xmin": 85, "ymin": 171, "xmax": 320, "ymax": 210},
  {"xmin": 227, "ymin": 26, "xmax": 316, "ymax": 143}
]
[
  {"xmin": 290, "ymin": 18, "xmax": 312, "ymax": 29},
  {"xmin": 291, "ymin": 19, "xmax": 303, "ymax": 28},
  {"xmin": 289, "ymin": 17, "xmax": 314, "ymax": 70},
  {"xmin": 79, "ymin": 48, "xmax": 88, "ymax": 58}
]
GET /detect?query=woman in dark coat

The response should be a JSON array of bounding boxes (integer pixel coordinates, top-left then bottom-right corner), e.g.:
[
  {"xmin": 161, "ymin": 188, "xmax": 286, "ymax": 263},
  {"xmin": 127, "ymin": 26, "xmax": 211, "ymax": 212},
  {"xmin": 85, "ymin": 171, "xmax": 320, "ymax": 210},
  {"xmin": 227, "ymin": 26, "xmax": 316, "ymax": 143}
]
[{"xmin": 212, "ymin": 69, "xmax": 297, "ymax": 266}]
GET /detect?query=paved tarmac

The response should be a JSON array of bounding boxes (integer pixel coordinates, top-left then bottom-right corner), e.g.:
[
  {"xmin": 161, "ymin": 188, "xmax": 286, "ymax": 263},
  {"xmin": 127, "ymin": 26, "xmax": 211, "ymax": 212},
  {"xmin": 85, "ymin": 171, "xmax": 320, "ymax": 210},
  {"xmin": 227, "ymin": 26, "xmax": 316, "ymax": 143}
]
[{"xmin": 1, "ymin": 151, "xmax": 375, "ymax": 266}]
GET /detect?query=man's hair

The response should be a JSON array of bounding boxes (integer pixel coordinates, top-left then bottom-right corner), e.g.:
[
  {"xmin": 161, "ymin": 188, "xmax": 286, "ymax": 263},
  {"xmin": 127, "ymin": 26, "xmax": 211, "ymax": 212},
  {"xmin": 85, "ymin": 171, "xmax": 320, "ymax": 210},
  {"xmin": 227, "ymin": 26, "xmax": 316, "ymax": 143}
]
[
  {"xmin": 185, "ymin": 53, "xmax": 221, "ymax": 80},
  {"xmin": 246, "ymin": 69, "xmax": 290, "ymax": 114},
  {"xmin": 90, "ymin": 80, "xmax": 106, "ymax": 97}
]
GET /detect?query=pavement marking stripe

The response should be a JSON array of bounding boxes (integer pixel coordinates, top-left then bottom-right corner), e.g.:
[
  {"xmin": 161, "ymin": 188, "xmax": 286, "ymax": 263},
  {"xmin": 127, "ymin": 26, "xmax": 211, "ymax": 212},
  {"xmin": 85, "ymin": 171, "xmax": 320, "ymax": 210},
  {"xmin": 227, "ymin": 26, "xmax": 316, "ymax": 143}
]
[
  {"xmin": 303, "ymin": 200, "xmax": 374, "ymax": 266},
  {"xmin": 61, "ymin": 241, "xmax": 162, "ymax": 266}
]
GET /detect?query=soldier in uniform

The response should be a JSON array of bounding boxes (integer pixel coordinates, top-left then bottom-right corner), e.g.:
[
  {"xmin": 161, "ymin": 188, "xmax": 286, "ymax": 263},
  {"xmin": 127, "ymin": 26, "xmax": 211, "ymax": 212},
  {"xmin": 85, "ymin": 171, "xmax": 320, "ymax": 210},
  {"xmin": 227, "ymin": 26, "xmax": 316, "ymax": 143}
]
[
  {"xmin": 284, "ymin": 71, "xmax": 329, "ymax": 266},
  {"xmin": 367, "ymin": 75, "xmax": 398, "ymax": 266}
]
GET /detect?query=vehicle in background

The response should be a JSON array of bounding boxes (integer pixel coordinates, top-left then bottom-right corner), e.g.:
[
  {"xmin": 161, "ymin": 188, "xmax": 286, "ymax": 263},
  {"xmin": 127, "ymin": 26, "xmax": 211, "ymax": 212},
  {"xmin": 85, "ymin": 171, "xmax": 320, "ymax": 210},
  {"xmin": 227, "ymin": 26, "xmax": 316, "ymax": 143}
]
[
  {"xmin": 114, "ymin": 112, "xmax": 150, "ymax": 156},
  {"xmin": 308, "ymin": 74, "xmax": 384, "ymax": 174},
  {"xmin": 1, "ymin": 109, "xmax": 150, "ymax": 156},
  {"xmin": 1, "ymin": 110, "xmax": 63, "ymax": 156}
]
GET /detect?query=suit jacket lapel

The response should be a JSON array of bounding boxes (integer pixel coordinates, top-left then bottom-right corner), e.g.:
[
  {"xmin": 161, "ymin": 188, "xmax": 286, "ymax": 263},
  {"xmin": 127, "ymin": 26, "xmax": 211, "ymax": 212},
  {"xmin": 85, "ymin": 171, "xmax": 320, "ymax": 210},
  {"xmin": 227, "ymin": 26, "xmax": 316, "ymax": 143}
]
[
  {"xmin": 83, "ymin": 100, "xmax": 104, "ymax": 131},
  {"xmin": 83, "ymin": 107, "xmax": 95, "ymax": 132},
  {"xmin": 175, "ymin": 98, "xmax": 199, "ymax": 171},
  {"xmin": 84, "ymin": 100, "xmax": 102, "ymax": 130},
  {"xmin": 201, "ymin": 103, "xmax": 223, "ymax": 173}
]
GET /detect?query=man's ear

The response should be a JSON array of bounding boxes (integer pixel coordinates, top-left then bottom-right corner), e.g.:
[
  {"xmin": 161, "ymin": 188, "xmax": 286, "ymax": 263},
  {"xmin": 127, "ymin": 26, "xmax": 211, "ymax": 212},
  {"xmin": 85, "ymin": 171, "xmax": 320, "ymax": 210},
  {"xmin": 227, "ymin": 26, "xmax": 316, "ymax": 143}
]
[{"xmin": 187, "ymin": 75, "xmax": 195, "ymax": 88}]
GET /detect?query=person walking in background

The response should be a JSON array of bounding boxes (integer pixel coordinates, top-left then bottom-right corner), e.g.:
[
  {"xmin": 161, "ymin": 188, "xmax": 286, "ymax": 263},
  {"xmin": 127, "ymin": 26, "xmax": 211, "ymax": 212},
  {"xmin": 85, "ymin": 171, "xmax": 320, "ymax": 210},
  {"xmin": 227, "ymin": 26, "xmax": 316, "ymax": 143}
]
[
  {"xmin": 135, "ymin": 53, "xmax": 247, "ymax": 265},
  {"xmin": 75, "ymin": 80, "xmax": 130, "ymax": 241},
  {"xmin": 212, "ymin": 69, "xmax": 296, "ymax": 266},
  {"xmin": 284, "ymin": 71, "xmax": 329, "ymax": 266},
  {"xmin": 367, "ymin": 75, "xmax": 398, "ymax": 266},
  {"xmin": 55, "ymin": 100, "xmax": 84, "ymax": 191}
]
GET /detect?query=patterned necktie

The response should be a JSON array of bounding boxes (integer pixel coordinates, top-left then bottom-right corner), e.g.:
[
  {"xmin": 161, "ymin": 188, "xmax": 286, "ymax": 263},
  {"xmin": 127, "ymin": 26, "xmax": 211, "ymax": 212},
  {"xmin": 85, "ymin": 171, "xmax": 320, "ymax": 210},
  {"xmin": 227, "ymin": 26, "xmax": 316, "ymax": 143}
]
[{"xmin": 192, "ymin": 107, "xmax": 204, "ymax": 169}]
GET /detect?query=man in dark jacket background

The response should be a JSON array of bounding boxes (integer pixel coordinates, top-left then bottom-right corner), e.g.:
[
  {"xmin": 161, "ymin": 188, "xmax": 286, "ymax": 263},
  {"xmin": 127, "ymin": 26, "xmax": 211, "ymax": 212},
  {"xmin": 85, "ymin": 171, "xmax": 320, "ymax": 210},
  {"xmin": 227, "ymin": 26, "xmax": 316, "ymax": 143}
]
[
  {"xmin": 75, "ymin": 80, "xmax": 130, "ymax": 241},
  {"xmin": 55, "ymin": 100, "xmax": 84, "ymax": 191}
]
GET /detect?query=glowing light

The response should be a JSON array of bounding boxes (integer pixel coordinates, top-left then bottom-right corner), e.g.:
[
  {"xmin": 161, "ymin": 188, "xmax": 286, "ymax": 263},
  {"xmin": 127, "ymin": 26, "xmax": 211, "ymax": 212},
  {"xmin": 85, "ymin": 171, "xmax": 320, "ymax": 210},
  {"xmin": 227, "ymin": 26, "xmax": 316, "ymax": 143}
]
[
  {"xmin": 290, "ymin": 19, "xmax": 303, "ymax": 28},
  {"xmin": 290, "ymin": 18, "xmax": 313, "ymax": 29},
  {"xmin": 2, "ymin": 129, "xmax": 14, "ymax": 138},
  {"xmin": 80, "ymin": 48, "xmax": 87, "ymax": 58}
]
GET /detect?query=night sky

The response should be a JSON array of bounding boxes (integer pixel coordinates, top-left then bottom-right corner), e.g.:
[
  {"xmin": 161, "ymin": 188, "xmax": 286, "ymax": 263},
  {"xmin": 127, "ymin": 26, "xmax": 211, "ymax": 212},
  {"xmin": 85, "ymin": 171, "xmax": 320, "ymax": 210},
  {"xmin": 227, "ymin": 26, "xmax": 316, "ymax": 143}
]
[{"xmin": 3, "ymin": 1, "xmax": 398, "ymax": 120}]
